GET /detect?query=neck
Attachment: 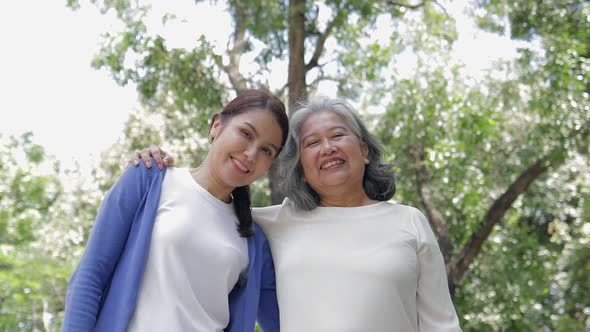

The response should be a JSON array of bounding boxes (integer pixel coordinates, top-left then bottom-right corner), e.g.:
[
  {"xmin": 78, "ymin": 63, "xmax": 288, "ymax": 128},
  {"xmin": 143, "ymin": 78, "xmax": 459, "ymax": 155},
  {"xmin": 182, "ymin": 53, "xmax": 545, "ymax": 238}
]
[
  {"xmin": 318, "ymin": 187, "xmax": 377, "ymax": 208},
  {"xmin": 190, "ymin": 162, "xmax": 233, "ymax": 203}
]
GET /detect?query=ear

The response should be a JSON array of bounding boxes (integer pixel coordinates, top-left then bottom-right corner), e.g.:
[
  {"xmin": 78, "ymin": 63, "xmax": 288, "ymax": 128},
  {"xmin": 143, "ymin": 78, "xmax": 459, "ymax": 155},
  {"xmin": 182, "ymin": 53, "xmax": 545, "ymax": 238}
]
[
  {"xmin": 210, "ymin": 115, "xmax": 222, "ymax": 141},
  {"xmin": 361, "ymin": 142, "xmax": 369, "ymax": 164}
]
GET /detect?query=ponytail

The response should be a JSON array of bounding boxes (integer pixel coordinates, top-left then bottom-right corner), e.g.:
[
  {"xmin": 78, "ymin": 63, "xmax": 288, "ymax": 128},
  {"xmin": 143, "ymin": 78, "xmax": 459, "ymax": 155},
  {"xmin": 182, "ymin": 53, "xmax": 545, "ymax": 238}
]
[{"xmin": 232, "ymin": 185, "xmax": 254, "ymax": 237}]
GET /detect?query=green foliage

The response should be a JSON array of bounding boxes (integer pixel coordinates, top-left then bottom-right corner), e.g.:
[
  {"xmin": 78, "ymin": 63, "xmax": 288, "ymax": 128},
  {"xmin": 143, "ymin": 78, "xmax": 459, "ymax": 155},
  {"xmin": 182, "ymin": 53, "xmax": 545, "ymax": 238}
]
[
  {"xmin": 93, "ymin": 32, "xmax": 226, "ymax": 120},
  {"xmin": 373, "ymin": 1, "xmax": 589, "ymax": 329},
  {"xmin": 453, "ymin": 160, "xmax": 590, "ymax": 330},
  {"xmin": 454, "ymin": 221, "xmax": 558, "ymax": 331},
  {"xmin": 0, "ymin": 134, "xmax": 72, "ymax": 331},
  {"xmin": 234, "ymin": 0, "xmax": 289, "ymax": 66},
  {"xmin": 0, "ymin": 248, "xmax": 71, "ymax": 331},
  {"xmin": 378, "ymin": 62, "xmax": 589, "ymax": 329},
  {"xmin": 0, "ymin": 133, "xmax": 62, "ymax": 246},
  {"xmin": 1, "ymin": 0, "xmax": 584, "ymax": 329},
  {"xmin": 473, "ymin": 4, "xmax": 590, "ymax": 327}
]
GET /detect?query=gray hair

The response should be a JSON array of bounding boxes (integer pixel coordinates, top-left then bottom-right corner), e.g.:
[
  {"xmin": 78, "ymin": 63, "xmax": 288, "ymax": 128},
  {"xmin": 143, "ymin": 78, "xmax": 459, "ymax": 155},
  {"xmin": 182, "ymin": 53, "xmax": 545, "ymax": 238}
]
[{"xmin": 279, "ymin": 96, "xmax": 396, "ymax": 210}]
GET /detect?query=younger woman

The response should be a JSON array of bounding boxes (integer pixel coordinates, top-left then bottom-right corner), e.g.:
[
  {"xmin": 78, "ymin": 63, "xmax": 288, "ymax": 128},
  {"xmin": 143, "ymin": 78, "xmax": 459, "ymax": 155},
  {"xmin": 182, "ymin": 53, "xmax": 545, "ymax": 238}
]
[{"xmin": 62, "ymin": 89, "xmax": 288, "ymax": 332}]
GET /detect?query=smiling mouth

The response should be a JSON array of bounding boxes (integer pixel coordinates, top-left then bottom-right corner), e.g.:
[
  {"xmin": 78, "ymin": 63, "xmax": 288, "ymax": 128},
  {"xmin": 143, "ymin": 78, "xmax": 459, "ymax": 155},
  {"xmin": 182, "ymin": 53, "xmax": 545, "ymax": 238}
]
[
  {"xmin": 320, "ymin": 159, "xmax": 344, "ymax": 170},
  {"xmin": 232, "ymin": 157, "xmax": 250, "ymax": 173}
]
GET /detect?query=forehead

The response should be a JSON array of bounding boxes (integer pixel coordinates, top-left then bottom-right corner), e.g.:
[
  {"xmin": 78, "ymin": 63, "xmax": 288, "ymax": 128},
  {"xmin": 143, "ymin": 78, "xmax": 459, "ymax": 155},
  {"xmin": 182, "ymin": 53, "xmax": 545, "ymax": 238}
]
[
  {"xmin": 300, "ymin": 111, "xmax": 349, "ymax": 136},
  {"xmin": 229, "ymin": 109, "xmax": 283, "ymax": 140},
  {"xmin": 228, "ymin": 109, "xmax": 277, "ymax": 126}
]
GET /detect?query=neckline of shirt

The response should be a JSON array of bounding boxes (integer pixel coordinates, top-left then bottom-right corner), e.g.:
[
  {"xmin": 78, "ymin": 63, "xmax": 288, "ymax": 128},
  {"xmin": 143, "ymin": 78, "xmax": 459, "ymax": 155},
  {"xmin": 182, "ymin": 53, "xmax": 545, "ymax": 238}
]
[
  {"xmin": 315, "ymin": 200, "xmax": 390, "ymax": 213},
  {"xmin": 284, "ymin": 198, "xmax": 393, "ymax": 218},
  {"xmin": 177, "ymin": 167, "xmax": 235, "ymax": 213}
]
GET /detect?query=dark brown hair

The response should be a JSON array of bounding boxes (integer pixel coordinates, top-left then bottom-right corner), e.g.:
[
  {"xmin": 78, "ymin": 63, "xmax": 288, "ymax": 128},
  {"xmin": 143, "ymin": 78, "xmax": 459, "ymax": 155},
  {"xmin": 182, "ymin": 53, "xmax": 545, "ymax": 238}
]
[{"xmin": 211, "ymin": 89, "xmax": 288, "ymax": 237}]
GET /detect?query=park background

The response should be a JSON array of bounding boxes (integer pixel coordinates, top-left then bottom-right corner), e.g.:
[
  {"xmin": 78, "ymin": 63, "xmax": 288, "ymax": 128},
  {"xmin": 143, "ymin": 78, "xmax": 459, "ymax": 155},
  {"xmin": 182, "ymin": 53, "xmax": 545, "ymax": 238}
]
[{"xmin": 0, "ymin": 0, "xmax": 588, "ymax": 330}]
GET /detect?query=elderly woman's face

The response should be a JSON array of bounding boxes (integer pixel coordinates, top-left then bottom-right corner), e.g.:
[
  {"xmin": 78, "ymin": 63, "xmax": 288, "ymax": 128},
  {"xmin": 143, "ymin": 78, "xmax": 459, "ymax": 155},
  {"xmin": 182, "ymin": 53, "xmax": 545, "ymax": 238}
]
[{"xmin": 298, "ymin": 111, "xmax": 369, "ymax": 195}]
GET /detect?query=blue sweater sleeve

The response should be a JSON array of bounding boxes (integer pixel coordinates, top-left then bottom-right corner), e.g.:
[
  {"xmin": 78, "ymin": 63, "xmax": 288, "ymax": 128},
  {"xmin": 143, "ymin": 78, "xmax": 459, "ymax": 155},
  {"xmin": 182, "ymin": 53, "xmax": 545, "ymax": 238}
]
[
  {"xmin": 256, "ymin": 234, "xmax": 280, "ymax": 331},
  {"xmin": 62, "ymin": 161, "xmax": 156, "ymax": 331}
]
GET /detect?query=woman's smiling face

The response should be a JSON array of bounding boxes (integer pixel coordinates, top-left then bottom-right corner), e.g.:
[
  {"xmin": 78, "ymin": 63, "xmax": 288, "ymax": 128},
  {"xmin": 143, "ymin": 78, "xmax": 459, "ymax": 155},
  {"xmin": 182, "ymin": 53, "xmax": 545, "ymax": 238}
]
[
  {"xmin": 208, "ymin": 109, "xmax": 283, "ymax": 190},
  {"xmin": 298, "ymin": 111, "xmax": 368, "ymax": 195}
]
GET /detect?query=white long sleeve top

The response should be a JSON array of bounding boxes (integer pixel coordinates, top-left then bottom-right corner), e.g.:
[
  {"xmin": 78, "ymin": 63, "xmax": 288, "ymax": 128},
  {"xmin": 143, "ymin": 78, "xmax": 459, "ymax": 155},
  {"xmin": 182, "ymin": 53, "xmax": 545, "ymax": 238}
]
[
  {"xmin": 128, "ymin": 168, "xmax": 248, "ymax": 331},
  {"xmin": 253, "ymin": 199, "xmax": 461, "ymax": 332}
]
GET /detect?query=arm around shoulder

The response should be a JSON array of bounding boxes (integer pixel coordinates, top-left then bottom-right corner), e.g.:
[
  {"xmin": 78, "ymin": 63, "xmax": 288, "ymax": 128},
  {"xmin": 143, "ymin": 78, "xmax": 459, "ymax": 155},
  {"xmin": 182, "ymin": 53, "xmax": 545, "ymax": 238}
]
[{"xmin": 62, "ymin": 159, "xmax": 163, "ymax": 331}]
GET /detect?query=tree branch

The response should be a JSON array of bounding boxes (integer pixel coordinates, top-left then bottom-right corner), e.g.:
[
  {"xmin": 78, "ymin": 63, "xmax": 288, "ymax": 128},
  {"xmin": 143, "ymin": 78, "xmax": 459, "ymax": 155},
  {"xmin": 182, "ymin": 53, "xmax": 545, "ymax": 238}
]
[
  {"xmin": 447, "ymin": 122, "xmax": 590, "ymax": 291},
  {"xmin": 223, "ymin": 3, "xmax": 248, "ymax": 94},
  {"xmin": 451, "ymin": 157, "xmax": 556, "ymax": 293},
  {"xmin": 385, "ymin": 0, "xmax": 426, "ymax": 10},
  {"xmin": 386, "ymin": 0, "xmax": 449, "ymax": 17},
  {"xmin": 305, "ymin": 11, "xmax": 343, "ymax": 72},
  {"xmin": 438, "ymin": 120, "xmax": 590, "ymax": 297},
  {"xmin": 287, "ymin": 0, "xmax": 307, "ymax": 115},
  {"xmin": 431, "ymin": 0, "xmax": 449, "ymax": 17},
  {"xmin": 308, "ymin": 74, "xmax": 338, "ymax": 90},
  {"xmin": 411, "ymin": 143, "xmax": 454, "ymax": 265},
  {"xmin": 447, "ymin": 157, "xmax": 548, "ymax": 290}
]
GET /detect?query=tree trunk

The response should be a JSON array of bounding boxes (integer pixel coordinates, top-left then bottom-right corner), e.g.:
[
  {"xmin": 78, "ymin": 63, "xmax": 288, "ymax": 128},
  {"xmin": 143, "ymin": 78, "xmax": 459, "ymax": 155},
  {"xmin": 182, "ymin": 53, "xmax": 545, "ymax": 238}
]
[
  {"xmin": 287, "ymin": 0, "xmax": 307, "ymax": 115},
  {"xmin": 224, "ymin": 2, "xmax": 247, "ymax": 93},
  {"xmin": 411, "ymin": 143, "xmax": 454, "ymax": 264},
  {"xmin": 269, "ymin": 0, "xmax": 308, "ymax": 204}
]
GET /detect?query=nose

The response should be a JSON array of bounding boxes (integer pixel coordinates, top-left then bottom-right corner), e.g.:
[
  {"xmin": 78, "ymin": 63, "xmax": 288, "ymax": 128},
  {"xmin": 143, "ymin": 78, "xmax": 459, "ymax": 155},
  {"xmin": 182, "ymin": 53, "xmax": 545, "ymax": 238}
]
[
  {"xmin": 319, "ymin": 139, "xmax": 336, "ymax": 155},
  {"xmin": 243, "ymin": 143, "xmax": 258, "ymax": 162}
]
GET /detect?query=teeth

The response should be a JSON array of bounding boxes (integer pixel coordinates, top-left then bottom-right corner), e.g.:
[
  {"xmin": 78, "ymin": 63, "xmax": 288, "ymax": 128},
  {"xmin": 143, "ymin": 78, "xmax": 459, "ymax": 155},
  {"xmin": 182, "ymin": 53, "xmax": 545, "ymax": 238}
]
[
  {"xmin": 232, "ymin": 158, "xmax": 249, "ymax": 172},
  {"xmin": 320, "ymin": 160, "xmax": 343, "ymax": 170}
]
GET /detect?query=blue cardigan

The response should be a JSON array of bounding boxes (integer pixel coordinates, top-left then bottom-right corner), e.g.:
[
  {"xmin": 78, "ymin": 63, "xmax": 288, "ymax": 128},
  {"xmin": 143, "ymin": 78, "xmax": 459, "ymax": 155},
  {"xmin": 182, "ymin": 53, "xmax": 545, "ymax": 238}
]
[{"xmin": 62, "ymin": 160, "xmax": 279, "ymax": 331}]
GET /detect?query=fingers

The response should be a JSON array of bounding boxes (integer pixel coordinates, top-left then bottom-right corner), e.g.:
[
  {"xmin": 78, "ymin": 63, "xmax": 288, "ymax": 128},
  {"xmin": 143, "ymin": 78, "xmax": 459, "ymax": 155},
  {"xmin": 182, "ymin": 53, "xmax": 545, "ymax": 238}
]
[
  {"xmin": 124, "ymin": 151, "xmax": 142, "ymax": 169},
  {"xmin": 134, "ymin": 151, "xmax": 142, "ymax": 166},
  {"xmin": 148, "ymin": 145, "xmax": 165, "ymax": 170},
  {"xmin": 125, "ymin": 145, "xmax": 170, "ymax": 170},
  {"xmin": 163, "ymin": 154, "xmax": 174, "ymax": 167},
  {"xmin": 139, "ymin": 148, "xmax": 153, "ymax": 168}
]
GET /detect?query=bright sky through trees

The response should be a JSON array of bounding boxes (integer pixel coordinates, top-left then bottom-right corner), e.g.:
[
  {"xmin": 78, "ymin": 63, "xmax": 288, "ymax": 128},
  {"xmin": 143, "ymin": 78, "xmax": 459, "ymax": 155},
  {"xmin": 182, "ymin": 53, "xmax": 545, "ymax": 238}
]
[{"xmin": 0, "ymin": 0, "xmax": 520, "ymax": 169}]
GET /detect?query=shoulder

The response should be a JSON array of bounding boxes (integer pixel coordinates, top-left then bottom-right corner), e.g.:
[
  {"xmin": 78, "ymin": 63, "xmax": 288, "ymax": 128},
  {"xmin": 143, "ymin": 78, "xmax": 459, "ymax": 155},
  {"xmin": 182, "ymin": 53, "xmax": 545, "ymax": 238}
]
[
  {"xmin": 252, "ymin": 199, "xmax": 293, "ymax": 225},
  {"xmin": 362, "ymin": 201, "xmax": 424, "ymax": 221},
  {"xmin": 399, "ymin": 204, "xmax": 428, "ymax": 224},
  {"xmin": 379, "ymin": 203, "xmax": 426, "ymax": 219},
  {"xmin": 392, "ymin": 205, "xmax": 437, "ymax": 244},
  {"xmin": 374, "ymin": 203, "xmax": 430, "ymax": 235},
  {"xmin": 118, "ymin": 158, "xmax": 167, "ymax": 186}
]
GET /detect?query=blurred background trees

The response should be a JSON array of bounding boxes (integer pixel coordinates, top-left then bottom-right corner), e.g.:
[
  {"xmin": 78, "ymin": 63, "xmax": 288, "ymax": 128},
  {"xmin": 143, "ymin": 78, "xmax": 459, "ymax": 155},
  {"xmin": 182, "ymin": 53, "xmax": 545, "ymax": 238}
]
[{"xmin": 2, "ymin": 0, "xmax": 588, "ymax": 330}]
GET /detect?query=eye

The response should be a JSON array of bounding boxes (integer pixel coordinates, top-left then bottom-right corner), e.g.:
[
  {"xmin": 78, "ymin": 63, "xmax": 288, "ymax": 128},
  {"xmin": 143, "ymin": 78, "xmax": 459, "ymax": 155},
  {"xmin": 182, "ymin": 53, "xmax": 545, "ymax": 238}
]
[
  {"xmin": 261, "ymin": 146, "xmax": 275, "ymax": 157},
  {"xmin": 304, "ymin": 140, "xmax": 318, "ymax": 148},
  {"xmin": 332, "ymin": 132, "xmax": 345, "ymax": 138},
  {"xmin": 240, "ymin": 129, "xmax": 252, "ymax": 139}
]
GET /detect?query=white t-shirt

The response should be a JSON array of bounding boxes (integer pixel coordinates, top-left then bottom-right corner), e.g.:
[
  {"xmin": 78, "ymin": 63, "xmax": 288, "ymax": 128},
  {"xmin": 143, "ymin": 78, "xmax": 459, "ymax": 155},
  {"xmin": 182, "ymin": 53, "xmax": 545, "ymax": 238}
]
[
  {"xmin": 127, "ymin": 168, "xmax": 248, "ymax": 332},
  {"xmin": 253, "ymin": 199, "xmax": 461, "ymax": 332}
]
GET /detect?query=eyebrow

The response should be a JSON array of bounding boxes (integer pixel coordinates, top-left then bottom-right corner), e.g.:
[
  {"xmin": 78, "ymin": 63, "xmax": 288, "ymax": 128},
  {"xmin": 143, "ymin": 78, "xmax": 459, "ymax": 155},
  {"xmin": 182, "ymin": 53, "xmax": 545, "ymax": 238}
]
[
  {"xmin": 245, "ymin": 122, "xmax": 281, "ymax": 152},
  {"xmin": 300, "ymin": 125, "xmax": 349, "ymax": 143}
]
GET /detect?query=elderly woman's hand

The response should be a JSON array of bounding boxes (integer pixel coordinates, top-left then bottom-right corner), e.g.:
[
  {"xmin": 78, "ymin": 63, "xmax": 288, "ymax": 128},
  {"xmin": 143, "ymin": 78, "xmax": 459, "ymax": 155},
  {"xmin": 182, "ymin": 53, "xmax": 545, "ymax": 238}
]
[{"xmin": 125, "ymin": 145, "xmax": 174, "ymax": 170}]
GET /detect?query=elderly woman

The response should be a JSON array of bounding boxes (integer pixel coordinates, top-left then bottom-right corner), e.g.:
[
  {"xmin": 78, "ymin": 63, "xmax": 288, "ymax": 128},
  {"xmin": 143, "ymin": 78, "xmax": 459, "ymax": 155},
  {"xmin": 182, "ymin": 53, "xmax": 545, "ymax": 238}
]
[{"xmin": 131, "ymin": 96, "xmax": 461, "ymax": 332}]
